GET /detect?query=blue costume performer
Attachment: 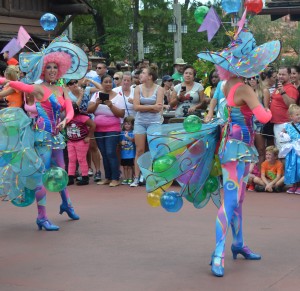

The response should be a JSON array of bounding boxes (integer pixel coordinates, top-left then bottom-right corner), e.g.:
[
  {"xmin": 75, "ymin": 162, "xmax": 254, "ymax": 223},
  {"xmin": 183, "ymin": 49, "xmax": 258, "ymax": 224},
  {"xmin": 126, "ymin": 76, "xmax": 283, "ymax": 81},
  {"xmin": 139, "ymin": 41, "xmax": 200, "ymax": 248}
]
[
  {"xmin": 0, "ymin": 35, "xmax": 88, "ymax": 230},
  {"xmin": 138, "ymin": 28, "xmax": 281, "ymax": 277}
]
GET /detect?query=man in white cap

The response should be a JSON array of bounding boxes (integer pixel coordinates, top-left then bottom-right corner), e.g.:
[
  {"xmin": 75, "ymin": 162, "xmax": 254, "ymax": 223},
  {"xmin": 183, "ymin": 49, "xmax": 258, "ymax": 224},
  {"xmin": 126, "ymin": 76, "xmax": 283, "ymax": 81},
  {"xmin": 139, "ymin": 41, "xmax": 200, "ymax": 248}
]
[{"xmin": 172, "ymin": 58, "xmax": 186, "ymax": 82}]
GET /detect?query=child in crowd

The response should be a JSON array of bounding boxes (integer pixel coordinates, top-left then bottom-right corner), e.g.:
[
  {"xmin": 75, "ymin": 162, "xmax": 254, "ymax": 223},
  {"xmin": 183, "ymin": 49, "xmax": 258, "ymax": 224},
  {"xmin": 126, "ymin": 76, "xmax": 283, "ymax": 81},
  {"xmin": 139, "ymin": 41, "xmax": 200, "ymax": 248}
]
[
  {"xmin": 279, "ymin": 104, "xmax": 300, "ymax": 194},
  {"xmin": 0, "ymin": 66, "xmax": 22, "ymax": 107},
  {"xmin": 254, "ymin": 146, "xmax": 284, "ymax": 192},
  {"xmin": 66, "ymin": 103, "xmax": 96, "ymax": 186},
  {"xmin": 120, "ymin": 116, "xmax": 136, "ymax": 185},
  {"xmin": 246, "ymin": 162, "xmax": 261, "ymax": 191}
]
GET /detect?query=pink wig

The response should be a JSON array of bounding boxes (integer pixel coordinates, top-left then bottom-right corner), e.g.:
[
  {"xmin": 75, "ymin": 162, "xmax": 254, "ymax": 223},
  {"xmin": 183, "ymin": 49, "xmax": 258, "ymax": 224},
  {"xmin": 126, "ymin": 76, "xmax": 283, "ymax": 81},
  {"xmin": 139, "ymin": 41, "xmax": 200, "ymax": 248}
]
[
  {"xmin": 40, "ymin": 52, "xmax": 72, "ymax": 80},
  {"xmin": 215, "ymin": 65, "xmax": 236, "ymax": 81}
]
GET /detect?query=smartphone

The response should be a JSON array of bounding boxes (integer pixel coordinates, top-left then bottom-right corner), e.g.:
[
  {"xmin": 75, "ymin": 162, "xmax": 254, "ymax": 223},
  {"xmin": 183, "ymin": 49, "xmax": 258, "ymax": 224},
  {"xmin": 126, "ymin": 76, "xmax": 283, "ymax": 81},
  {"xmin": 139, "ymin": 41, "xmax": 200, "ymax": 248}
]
[
  {"xmin": 181, "ymin": 86, "xmax": 186, "ymax": 91},
  {"xmin": 99, "ymin": 92, "xmax": 109, "ymax": 102},
  {"xmin": 275, "ymin": 79, "xmax": 278, "ymax": 88}
]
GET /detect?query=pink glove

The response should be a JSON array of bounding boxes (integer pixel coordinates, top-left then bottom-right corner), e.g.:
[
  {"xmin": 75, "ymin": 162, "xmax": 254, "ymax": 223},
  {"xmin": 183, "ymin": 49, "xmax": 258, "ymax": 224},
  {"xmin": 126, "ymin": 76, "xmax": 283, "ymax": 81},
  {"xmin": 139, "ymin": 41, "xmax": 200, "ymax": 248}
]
[
  {"xmin": 0, "ymin": 77, "xmax": 6, "ymax": 85},
  {"xmin": 8, "ymin": 81, "xmax": 34, "ymax": 93},
  {"xmin": 252, "ymin": 105, "xmax": 272, "ymax": 124},
  {"xmin": 64, "ymin": 98, "xmax": 74, "ymax": 123}
]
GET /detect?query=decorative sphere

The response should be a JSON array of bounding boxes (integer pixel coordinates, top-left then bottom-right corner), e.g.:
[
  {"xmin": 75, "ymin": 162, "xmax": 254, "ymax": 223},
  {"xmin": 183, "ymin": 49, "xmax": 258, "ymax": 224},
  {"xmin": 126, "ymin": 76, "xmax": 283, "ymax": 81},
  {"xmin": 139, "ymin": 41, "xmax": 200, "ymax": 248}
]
[
  {"xmin": 160, "ymin": 191, "xmax": 183, "ymax": 212},
  {"xmin": 40, "ymin": 13, "xmax": 58, "ymax": 31},
  {"xmin": 194, "ymin": 6, "xmax": 209, "ymax": 25},
  {"xmin": 147, "ymin": 192, "xmax": 161, "ymax": 207},
  {"xmin": 221, "ymin": 0, "xmax": 241, "ymax": 14},
  {"xmin": 244, "ymin": 0, "xmax": 263, "ymax": 14},
  {"xmin": 42, "ymin": 167, "xmax": 68, "ymax": 192},
  {"xmin": 183, "ymin": 115, "xmax": 202, "ymax": 132},
  {"xmin": 204, "ymin": 176, "xmax": 219, "ymax": 193},
  {"xmin": 11, "ymin": 188, "xmax": 35, "ymax": 207},
  {"xmin": 153, "ymin": 154, "xmax": 176, "ymax": 173}
]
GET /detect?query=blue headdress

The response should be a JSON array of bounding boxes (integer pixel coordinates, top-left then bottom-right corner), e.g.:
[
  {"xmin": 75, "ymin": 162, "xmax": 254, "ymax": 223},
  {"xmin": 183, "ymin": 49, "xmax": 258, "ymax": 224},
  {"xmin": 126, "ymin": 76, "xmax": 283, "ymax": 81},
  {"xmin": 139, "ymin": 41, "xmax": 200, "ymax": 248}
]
[{"xmin": 19, "ymin": 35, "xmax": 88, "ymax": 84}]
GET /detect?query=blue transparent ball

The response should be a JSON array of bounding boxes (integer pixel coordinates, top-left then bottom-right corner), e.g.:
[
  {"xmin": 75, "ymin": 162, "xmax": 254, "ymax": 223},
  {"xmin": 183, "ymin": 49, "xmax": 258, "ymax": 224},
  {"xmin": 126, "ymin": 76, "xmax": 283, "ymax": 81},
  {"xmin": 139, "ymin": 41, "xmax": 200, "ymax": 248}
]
[
  {"xmin": 40, "ymin": 13, "xmax": 58, "ymax": 31},
  {"xmin": 221, "ymin": 0, "xmax": 241, "ymax": 14},
  {"xmin": 160, "ymin": 191, "xmax": 183, "ymax": 212}
]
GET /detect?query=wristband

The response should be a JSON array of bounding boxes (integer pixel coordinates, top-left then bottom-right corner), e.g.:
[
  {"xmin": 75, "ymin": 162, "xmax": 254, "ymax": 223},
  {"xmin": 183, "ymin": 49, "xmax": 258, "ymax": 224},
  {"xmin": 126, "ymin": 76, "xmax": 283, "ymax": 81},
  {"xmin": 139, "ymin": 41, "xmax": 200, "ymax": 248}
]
[{"xmin": 280, "ymin": 91, "xmax": 286, "ymax": 95}]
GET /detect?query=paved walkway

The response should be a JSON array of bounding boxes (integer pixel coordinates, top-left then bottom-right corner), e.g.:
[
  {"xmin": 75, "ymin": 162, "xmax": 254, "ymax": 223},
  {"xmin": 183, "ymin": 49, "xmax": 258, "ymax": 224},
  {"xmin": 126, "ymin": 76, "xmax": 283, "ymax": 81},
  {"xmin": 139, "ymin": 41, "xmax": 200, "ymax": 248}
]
[{"xmin": 1, "ymin": 183, "xmax": 300, "ymax": 291}]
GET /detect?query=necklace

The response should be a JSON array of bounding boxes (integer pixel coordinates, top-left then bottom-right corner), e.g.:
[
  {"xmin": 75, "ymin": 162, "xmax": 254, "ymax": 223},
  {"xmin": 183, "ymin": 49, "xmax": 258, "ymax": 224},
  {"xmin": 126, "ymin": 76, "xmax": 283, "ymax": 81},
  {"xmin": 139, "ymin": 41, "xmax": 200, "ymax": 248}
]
[{"xmin": 44, "ymin": 80, "xmax": 56, "ymax": 86}]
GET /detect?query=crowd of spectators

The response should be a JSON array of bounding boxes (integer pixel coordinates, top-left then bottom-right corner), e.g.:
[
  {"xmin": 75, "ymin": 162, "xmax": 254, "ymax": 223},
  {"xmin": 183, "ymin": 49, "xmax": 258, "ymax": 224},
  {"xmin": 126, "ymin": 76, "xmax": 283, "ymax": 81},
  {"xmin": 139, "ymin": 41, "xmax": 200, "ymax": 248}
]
[{"xmin": 2, "ymin": 48, "xmax": 300, "ymax": 193}]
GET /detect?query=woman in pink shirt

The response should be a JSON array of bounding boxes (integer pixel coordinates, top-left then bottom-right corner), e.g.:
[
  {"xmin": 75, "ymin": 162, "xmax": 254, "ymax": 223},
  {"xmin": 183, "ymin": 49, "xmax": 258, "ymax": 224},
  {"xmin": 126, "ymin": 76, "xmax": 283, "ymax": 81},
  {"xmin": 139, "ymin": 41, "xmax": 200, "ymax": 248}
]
[{"xmin": 88, "ymin": 74, "xmax": 125, "ymax": 187}]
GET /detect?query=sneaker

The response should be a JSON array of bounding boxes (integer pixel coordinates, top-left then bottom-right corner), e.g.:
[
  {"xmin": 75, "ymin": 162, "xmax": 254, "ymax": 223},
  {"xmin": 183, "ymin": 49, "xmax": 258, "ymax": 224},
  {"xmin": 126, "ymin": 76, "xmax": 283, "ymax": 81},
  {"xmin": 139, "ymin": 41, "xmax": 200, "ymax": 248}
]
[
  {"xmin": 127, "ymin": 179, "xmax": 133, "ymax": 185},
  {"xmin": 121, "ymin": 179, "xmax": 128, "ymax": 185},
  {"xmin": 94, "ymin": 171, "xmax": 101, "ymax": 182},
  {"xmin": 294, "ymin": 187, "xmax": 300, "ymax": 195},
  {"xmin": 88, "ymin": 168, "xmax": 94, "ymax": 177},
  {"xmin": 139, "ymin": 174, "xmax": 145, "ymax": 185},
  {"xmin": 97, "ymin": 179, "xmax": 111, "ymax": 185},
  {"xmin": 247, "ymin": 184, "xmax": 255, "ymax": 192},
  {"xmin": 287, "ymin": 186, "xmax": 297, "ymax": 194},
  {"xmin": 130, "ymin": 177, "xmax": 139, "ymax": 187}
]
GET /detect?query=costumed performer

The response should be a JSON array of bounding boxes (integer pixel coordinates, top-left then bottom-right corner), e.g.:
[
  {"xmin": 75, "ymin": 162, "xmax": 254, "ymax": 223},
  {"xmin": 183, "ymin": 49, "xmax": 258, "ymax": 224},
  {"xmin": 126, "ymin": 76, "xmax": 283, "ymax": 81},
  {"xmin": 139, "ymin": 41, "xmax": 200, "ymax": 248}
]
[
  {"xmin": 0, "ymin": 36, "xmax": 88, "ymax": 231},
  {"xmin": 198, "ymin": 28, "xmax": 280, "ymax": 277}
]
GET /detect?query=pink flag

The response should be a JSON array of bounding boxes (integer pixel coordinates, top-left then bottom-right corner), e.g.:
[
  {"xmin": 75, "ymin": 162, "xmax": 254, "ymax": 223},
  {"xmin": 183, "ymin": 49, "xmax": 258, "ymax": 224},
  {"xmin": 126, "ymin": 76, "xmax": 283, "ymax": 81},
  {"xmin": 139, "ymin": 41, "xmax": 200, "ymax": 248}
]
[
  {"xmin": 0, "ymin": 38, "xmax": 22, "ymax": 58},
  {"xmin": 18, "ymin": 26, "xmax": 31, "ymax": 47},
  {"xmin": 235, "ymin": 8, "xmax": 247, "ymax": 38},
  {"xmin": 198, "ymin": 7, "xmax": 221, "ymax": 42}
]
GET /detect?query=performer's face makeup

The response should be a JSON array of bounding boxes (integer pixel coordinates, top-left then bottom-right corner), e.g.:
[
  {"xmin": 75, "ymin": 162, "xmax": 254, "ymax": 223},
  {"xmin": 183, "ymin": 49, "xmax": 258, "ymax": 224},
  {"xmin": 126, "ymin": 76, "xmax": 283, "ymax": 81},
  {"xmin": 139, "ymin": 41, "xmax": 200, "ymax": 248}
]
[{"xmin": 45, "ymin": 62, "xmax": 58, "ymax": 82}]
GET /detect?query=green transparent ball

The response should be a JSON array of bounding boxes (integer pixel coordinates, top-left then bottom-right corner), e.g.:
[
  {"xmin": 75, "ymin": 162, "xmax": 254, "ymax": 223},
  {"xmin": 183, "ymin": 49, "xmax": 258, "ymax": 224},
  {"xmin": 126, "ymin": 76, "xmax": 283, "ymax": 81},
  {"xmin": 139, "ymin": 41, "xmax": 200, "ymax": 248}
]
[
  {"xmin": 194, "ymin": 6, "xmax": 209, "ymax": 24},
  {"xmin": 42, "ymin": 167, "xmax": 68, "ymax": 192},
  {"xmin": 153, "ymin": 154, "xmax": 176, "ymax": 173},
  {"xmin": 183, "ymin": 115, "xmax": 202, "ymax": 132},
  {"xmin": 204, "ymin": 176, "xmax": 219, "ymax": 193},
  {"xmin": 11, "ymin": 188, "xmax": 35, "ymax": 207}
]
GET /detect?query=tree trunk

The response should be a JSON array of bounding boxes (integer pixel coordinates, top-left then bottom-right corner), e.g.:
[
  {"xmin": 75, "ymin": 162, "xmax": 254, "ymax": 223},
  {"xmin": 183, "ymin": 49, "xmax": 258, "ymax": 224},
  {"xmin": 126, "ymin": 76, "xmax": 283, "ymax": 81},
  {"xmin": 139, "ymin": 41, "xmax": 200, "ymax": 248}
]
[{"xmin": 93, "ymin": 11, "xmax": 105, "ymax": 44}]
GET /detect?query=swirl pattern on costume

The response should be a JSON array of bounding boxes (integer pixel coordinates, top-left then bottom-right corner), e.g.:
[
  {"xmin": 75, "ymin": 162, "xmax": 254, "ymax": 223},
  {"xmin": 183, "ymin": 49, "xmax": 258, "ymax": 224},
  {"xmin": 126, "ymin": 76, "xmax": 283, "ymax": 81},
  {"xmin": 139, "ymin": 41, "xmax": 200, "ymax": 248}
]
[
  {"xmin": 138, "ymin": 119, "xmax": 223, "ymax": 209},
  {"xmin": 0, "ymin": 108, "xmax": 44, "ymax": 204}
]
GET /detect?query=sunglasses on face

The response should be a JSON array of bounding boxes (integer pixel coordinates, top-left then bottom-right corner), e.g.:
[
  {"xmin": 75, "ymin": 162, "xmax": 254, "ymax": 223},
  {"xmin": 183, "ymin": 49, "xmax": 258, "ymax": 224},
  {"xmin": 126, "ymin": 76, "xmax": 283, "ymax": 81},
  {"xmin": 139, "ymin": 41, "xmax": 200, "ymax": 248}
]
[
  {"xmin": 68, "ymin": 80, "xmax": 78, "ymax": 86},
  {"xmin": 96, "ymin": 67, "xmax": 105, "ymax": 69},
  {"xmin": 113, "ymin": 77, "xmax": 120, "ymax": 80},
  {"xmin": 247, "ymin": 77, "xmax": 258, "ymax": 81}
]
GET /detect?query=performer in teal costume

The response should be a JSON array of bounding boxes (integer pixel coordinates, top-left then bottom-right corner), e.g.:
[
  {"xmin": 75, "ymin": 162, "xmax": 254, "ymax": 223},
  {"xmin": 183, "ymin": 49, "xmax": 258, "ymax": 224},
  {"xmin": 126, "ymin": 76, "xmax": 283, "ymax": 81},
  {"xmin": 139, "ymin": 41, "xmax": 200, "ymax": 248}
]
[{"xmin": 138, "ymin": 28, "xmax": 281, "ymax": 277}]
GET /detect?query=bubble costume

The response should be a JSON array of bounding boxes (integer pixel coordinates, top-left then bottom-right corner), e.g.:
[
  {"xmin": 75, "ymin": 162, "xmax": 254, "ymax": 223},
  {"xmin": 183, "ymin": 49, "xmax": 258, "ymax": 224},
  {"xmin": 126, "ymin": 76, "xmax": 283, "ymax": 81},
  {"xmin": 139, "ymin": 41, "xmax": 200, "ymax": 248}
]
[
  {"xmin": 0, "ymin": 35, "xmax": 88, "ymax": 230},
  {"xmin": 0, "ymin": 85, "xmax": 77, "ymax": 228},
  {"xmin": 138, "ymin": 118, "xmax": 223, "ymax": 209}
]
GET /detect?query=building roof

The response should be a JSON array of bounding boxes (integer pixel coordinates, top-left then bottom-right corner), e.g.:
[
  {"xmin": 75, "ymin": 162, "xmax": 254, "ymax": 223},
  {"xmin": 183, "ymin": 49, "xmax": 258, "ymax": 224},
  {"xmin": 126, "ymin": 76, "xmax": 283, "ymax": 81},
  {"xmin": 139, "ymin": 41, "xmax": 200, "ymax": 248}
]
[{"xmin": 262, "ymin": 0, "xmax": 300, "ymax": 21}]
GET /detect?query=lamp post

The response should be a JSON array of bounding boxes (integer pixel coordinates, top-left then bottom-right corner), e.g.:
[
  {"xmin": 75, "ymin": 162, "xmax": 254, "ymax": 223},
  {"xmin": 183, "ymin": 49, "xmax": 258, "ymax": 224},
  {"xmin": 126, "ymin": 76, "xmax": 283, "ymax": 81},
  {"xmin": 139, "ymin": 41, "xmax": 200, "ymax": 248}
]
[
  {"xmin": 129, "ymin": 23, "xmax": 134, "ymax": 69},
  {"xmin": 168, "ymin": 1, "xmax": 187, "ymax": 62}
]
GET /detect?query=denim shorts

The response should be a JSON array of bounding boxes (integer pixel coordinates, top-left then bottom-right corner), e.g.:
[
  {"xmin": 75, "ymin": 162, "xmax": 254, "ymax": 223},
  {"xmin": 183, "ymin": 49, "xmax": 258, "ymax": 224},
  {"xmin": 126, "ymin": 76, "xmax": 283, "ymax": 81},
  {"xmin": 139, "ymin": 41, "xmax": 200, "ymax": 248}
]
[{"xmin": 134, "ymin": 123, "xmax": 161, "ymax": 135}]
